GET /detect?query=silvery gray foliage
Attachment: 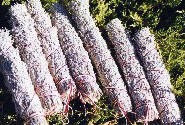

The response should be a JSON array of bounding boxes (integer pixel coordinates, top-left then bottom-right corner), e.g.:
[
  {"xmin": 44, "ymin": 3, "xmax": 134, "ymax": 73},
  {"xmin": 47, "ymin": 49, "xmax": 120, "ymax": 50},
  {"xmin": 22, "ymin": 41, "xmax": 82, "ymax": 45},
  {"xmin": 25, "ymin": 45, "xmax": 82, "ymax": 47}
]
[
  {"xmin": 9, "ymin": 4, "xmax": 63, "ymax": 115},
  {"xmin": 26, "ymin": 0, "xmax": 77, "ymax": 111},
  {"xmin": 0, "ymin": 29, "xmax": 48, "ymax": 125},
  {"xmin": 69, "ymin": 0, "xmax": 132, "ymax": 114},
  {"xmin": 134, "ymin": 28, "xmax": 181, "ymax": 124},
  {"xmin": 50, "ymin": 3, "xmax": 102, "ymax": 105},
  {"xmin": 106, "ymin": 18, "xmax": 159, "ymax": 122}
]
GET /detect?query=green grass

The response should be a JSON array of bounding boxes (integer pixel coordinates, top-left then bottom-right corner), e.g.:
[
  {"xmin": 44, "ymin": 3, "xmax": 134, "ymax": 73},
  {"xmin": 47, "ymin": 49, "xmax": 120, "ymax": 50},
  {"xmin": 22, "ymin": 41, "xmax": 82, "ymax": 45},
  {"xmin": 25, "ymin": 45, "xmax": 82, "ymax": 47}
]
[{"xmin": 0, "ymin": 0, "xmax": 184, "ymax": 124}]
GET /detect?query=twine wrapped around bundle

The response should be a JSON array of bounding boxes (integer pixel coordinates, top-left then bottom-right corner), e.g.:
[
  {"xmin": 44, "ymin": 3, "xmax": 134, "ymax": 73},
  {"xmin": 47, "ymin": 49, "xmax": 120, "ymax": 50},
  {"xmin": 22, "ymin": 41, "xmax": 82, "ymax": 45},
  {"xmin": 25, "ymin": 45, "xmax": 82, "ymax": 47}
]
[
  {"xmin": 9, "ymin": 4, "xmax": 63, "ymax": 115},
  {"xmin": 0, "ymin": 29, "xmax": 48, "ymax": 125},
  {"xmin": 69, "ymin": 0, "xmax": 132, "ymax": 114},
  {"xmin": 106, "ymin": 18, "xmax": 159, "ymax": 122},
  {"xmin": 134, "ymin": 28, "xmax": 181, "ymax": 124},
  {"xmin": 26, "ymin": 0, "xmax": 77, "ymax": 111},
  {"xmin": 50, "ymin": 3, "xmax": 102, "ymax": 105}
]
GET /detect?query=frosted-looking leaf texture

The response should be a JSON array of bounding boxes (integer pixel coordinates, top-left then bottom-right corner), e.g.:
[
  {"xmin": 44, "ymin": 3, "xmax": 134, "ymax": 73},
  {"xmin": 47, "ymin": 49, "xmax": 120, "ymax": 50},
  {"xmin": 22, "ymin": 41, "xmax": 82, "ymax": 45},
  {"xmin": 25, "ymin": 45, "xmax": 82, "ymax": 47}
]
[
  {"xmin": 9, "ymin": 4, "xmax": 63, "ymax": 115},
  {"xmin": 26, "ymin": 0, "xmax": 77, "ymax": 111},
  {"xmin": 0, "ymin": 29, "xmax": 48, "ymax": 125},
  {"xmin": 69, "ymin": 0, "xmax": 132, "ymax": 114},
  {"xmin": 106, "ymin": 18, "xmax": 159, "ymax": 122},
  {"xmin": 134, "ymin": 28, "xmax": 181, "ymax": 124},
  {"xmin": 51, "ymin": 3, "xmax": 102, "ymax": 105}
]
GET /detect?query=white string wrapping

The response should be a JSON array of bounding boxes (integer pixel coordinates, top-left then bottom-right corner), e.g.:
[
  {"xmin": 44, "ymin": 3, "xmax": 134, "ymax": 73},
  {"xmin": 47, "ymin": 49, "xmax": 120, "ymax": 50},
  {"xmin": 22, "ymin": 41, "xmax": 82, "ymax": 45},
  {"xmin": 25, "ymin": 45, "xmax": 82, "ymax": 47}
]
[
  {"xmin": 134, "ymin": 28, "xmax": 181, "ymax": 124},
  {"xmin": 0, "ymin": 29, "xmax": 48, "ymax": 125},
  {"xmin": 106, "ymin": 18, "xmax": 159, "ymax": 122},
  {"xmin": 26, "ymin": 0, "xmax": 77, "ymax": 112},
  {"xmin": 50, "ymin": 3, "xmax": 102, "ymax": 105},
  {"xmin": 9, "ymin": 4, "xmax": 63, "ymax": 115},
  {"xmin": 68, "ymin": 0, "xmax": 132, "ymax": 114}
]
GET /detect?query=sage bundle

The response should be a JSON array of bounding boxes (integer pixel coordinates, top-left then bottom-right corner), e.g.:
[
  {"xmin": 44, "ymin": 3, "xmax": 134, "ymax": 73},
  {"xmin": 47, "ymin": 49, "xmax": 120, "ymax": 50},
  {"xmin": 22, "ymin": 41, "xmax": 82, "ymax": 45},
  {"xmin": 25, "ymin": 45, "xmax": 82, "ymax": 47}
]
[
  {"xmin": 134, "ymin": 28, "xmax": 181, "ymax": 124},
  {"xmin": 0, "ymin": 29, "xmax": 48, "ymax": 125},
  {"xmin": 26, "ymin": 0, "xmax": 77, "ymax": 109},
  {"xmin": 9, "ymin": 4, "xmax": 63, "ymax": 115},
  {"xmin": 106, "ymin": 18, "xmax": 159, "ymax": 122},
  {"xmin": 69, "ymin": 0, "xmax": 132, "ymax": 114},
  {"xmin": 50, "ymin": 3, "xmax": 102, "ymax": 105}
]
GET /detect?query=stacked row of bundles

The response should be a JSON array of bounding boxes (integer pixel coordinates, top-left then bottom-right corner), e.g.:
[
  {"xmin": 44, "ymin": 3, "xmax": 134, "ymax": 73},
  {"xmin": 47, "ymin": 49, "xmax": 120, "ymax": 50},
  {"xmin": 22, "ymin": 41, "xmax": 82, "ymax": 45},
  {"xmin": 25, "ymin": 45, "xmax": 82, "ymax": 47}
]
[{"xmin": 0, "ymin": 0, "xmax": 182, "ymax": 124}]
